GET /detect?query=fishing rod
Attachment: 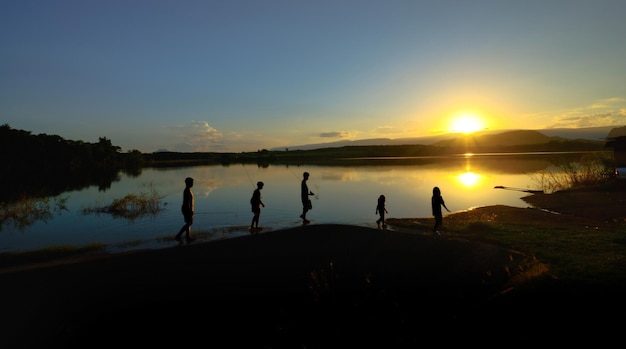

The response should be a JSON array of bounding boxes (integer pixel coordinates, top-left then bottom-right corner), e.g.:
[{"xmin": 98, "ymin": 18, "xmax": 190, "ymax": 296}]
[
  {"xmin": 494, "ymin": 186, "xmax": 544, "ymax": 194},
  {"xmin": 313, "ymin": 183, "xmax": 320, "ymax": 200},
  {"xmin": 289, "ymin": 167, "xmax": 320, "ymax": 199}
]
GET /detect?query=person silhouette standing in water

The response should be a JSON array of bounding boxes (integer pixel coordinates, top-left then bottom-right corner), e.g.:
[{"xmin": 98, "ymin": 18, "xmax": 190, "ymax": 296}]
[
  {"xmin": 431, "ymin": 186, "xmax": 450, "ymax": 235},
  {"xmin": 300, "ymin": 172, "xmax": 315, "ymax": 224},
  {"xmin": 376, "ymin": 194, "xmax": 388, "ymax": 228},
  {"xmin": 175, "ymin": 177, "xmax": 195, "ymax": 243},
  {"xmin": 250, "ymin": 181, "xmax": 265, "ymax": 231}
]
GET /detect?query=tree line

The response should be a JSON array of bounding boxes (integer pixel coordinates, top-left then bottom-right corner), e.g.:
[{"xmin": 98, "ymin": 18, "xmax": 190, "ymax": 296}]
[
  {"xmin": 2, "ymin": 124, "xmax": 610, "ymax": 171},
  {"xmin": 1, "ymin": 124, "xmax": 143, "ymax": 172}
]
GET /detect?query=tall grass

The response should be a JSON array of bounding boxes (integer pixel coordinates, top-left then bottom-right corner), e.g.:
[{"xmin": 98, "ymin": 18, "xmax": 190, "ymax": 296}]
[
  {"xmin": 82, "ymin": 188, "xmax": 163, "ymax": 220},
  {"xmin": 530, "ymin": 152, "xmax": 615, "ymax": 193}
]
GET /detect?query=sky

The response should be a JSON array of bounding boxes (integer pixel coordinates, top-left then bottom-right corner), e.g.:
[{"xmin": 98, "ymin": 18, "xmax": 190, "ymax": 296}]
[{"xmin": 2, "ymin": 0, "xmax": 626, "ymax": 153}]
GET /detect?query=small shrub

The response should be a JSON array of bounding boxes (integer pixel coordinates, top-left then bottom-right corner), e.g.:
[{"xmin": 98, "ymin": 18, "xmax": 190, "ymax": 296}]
[{"xmin": 83, "ymin": 188, "xmax": 163, "ymax": 220}]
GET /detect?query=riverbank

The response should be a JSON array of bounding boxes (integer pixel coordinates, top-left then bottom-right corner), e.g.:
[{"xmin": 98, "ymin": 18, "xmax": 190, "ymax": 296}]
[{"xmin": 1, "ymin": 222, "xmax": 624, "ymax": 348}]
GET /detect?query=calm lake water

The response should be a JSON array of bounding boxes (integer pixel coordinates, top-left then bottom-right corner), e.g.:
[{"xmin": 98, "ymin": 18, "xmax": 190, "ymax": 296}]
[{"xmin": 0, "ymin": 153, "xmax": 584, "ymax": 254}]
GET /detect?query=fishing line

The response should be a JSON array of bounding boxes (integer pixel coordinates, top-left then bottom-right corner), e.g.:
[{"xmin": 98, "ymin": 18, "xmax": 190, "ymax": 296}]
[
  {"xmin": 289, "ymin": 168, "xmax": 320, "ymax": 200},
  {"xmin": 242, "ymin": 163, "xmax": 256, "ymax": 189},
  {"xmin": 288, "ymin": 167, "xmax": 302, "ymax": 181}
]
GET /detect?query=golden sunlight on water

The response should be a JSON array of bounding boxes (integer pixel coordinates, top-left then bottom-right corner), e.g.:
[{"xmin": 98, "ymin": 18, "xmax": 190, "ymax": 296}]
[{"xmin": 456, "ymin": 171, "xmax": 482, "ymax": 187}]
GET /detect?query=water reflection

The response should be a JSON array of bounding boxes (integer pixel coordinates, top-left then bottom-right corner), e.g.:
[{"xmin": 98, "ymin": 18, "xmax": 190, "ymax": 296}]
[
  {"xmin": 457, "ymin": 171, "xmax": 482, "ymax": 187},
  {"xmin": 0, "ymin": 153, "xmax": 598, "ymax": 254},
  {"xmin": 0, "ymin": 196, "xmax": 68, "ymax": 232}
]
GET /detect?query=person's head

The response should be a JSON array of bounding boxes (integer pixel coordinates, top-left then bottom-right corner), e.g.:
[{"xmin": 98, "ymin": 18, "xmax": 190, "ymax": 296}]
[
  {"xmin": 257, "ymin": 181, "xmax": 264, "ymax": 189},
  {"xmin": 303, "ymin": 172, "xmax": 309, "ymax": 179},
  {"xmin": 433, "ymin": 186, "xmax": 440, "ymax": 196},
  {"xmin": 185, "ymin": 177, "xmax": 194, "ymax": 187},
  {"xmin": 378, "ymin": 194, "xmax": 385, "ymax": 202}
]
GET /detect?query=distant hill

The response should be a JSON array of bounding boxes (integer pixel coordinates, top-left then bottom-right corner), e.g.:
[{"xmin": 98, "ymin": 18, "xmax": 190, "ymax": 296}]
[
  {"xmin": 432, "ymin": 130, "xmax": 551, "ymax": 148},
  {"xmin": 539, "ymin": 126, "xmax": 616, "ymax": 141},
  {"xmin": 272, "ymin": 126, "xmax": 619, "ymax": 151}
]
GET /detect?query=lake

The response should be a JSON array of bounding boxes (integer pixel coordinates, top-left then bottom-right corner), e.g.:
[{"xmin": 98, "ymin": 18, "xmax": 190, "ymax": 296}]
[{"xmin": 0, "ymin": 152, "xmax": 588, "ymax": 254}]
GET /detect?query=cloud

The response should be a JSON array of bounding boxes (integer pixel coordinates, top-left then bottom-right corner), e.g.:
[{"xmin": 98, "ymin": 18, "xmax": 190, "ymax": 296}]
[
  {"xmin": 598, "ymin": 97, "xmax": 625, "ymax": 104},
  {"xmin": 589, "ymin": 98, "xmax": 624, "ymax": 109},
  {"xmin": 374, "ymin": 125, "xmax": 400, "ymax": 134},
  {"xmin": 549, "ymin": 112, "xmax": 623, "ymax": 128},
  {"xmin": 546, "ymin": 97, "xmax": 626, "ymax": 128},
  {"xmin": 319, "ymin": 131, "xmax": 351, "ymax": 138},
  {"xmin": 171, "ymin": 121, "xmax": 224, "ymax": 152}
]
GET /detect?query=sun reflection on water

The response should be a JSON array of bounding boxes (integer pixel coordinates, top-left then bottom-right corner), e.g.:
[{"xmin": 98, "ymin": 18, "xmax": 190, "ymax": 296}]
[{"xmin": 456, "ymin": 171, "xmax": 482, "ymax": 188}]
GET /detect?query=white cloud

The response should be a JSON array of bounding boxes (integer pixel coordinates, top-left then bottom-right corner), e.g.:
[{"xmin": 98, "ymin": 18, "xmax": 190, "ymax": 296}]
[{"xmin": 170, "ymin": 121, "xmax": 224, "ymax": 152}]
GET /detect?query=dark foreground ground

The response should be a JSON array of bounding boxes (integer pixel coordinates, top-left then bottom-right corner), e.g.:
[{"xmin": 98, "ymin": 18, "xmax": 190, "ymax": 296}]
[{"xmin": 1, "ymin": 222, "xmax": 625, "ymax": 348}]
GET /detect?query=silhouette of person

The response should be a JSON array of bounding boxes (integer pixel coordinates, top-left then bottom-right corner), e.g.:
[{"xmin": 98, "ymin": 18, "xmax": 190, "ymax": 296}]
[
  {"xmin": 376, "ymin": 194, "xmax": 388, "ymax": 227},
  {"xmin": 431, "ymin": 186, "xmax": 450, "ymax": 235},
  {"xmin": 250, "ymin": 181, "xmax": 265, "ymax": 231},
  {"xmin": 175, "ymin": 177, "xmax": 195, "ymax": 242},
  {"xmin": 300, "ymin": 172, "xmax": 315, "ymax": 224}
]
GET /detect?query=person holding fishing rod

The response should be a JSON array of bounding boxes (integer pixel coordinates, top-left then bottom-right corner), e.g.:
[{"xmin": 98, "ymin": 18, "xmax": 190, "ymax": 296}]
[
  {"xmin": 300, "ymin": 172, "xmax": 315, "ymax": 224},
  {"xmin": 250, "ymin": 181, "xmax": 265, "ymax": 231}
]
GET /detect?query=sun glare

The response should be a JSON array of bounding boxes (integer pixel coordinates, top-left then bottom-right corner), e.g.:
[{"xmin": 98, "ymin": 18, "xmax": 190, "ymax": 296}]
[
  {"xmin": 456, "ymin": 171, "xmax": 482, "ymax": 187},
  {"xmin": 449, "ymin": 114, "xmax": 486, "ymax": 134}
]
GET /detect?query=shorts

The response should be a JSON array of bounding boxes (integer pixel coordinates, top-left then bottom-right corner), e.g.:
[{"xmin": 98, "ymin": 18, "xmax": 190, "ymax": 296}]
[
  {"xmin": 302, "ymin": 200, "xmax": 312, "ymax": 210},
  {"xmin": 183, "ymin": 210, "xmax": 194, "ymax": 224}
]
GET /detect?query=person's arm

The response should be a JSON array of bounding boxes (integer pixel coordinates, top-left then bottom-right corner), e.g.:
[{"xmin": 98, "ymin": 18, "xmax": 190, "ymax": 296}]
[{"xmin": 442, "ymin": 200, "xmax": 450, "ymax": 212}]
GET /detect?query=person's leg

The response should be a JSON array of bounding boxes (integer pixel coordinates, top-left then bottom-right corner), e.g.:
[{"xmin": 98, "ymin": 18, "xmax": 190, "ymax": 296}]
[
  {"xmin": 433, "ymin": 215, "xmax": 442, "ymax": 234},
  {"xmin": 175, "ymin": 226, "xmax": 184, "ymax": 241},
  {"xmin": 252, "ymin": 213, "xmax": 259, "ymax": 228},
  {"xmin": 185, "ymin": 223, "xmax": 192, "ymax": 240},
  {"xmin": 175, "ymin": 214, "xmax": 189, "ymax": 240},
  {"xmin": 301, "ymin": 206, "xmax": 310, "ymax": 223},
  {"xmin": 300, "ymin": 204, "xmax": 307, "ymax": 219}
]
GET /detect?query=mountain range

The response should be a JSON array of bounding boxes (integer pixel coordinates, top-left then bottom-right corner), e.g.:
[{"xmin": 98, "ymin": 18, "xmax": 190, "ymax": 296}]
[{"xmin": 272, "ymin": 126, "xmax": 619, "ymax": 151}]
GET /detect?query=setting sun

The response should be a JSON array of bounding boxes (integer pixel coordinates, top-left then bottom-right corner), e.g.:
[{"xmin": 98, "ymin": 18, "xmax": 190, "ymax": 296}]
[{"xmin": 449, "ymin": 113, "xmax": 486, "ymax": 134}]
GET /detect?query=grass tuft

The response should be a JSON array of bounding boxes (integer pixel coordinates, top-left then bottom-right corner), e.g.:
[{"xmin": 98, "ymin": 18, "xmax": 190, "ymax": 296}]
[{"xmin": 82, "ymin": 188, "xmax": 163, "ymax": 220}]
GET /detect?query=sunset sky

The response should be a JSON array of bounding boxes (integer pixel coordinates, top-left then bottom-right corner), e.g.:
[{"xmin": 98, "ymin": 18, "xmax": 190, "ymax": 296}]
[{"xmin": 2, "ymin": 0, "xmax": 625, "ymax": 153}]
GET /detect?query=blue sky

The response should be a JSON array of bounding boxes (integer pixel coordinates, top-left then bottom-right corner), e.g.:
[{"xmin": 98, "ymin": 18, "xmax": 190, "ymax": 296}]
[{"xmin": 2, "ymin": 0, "xmax": 625, "ymax": 153}]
